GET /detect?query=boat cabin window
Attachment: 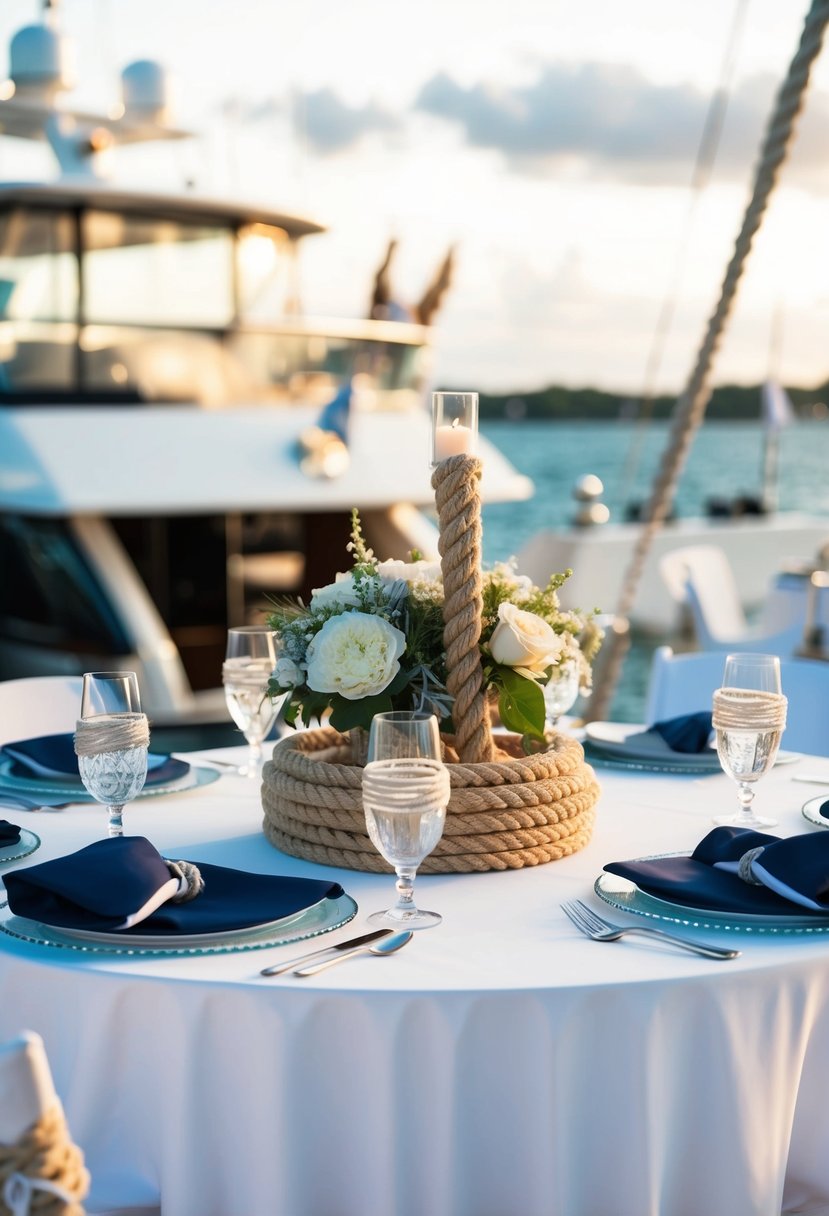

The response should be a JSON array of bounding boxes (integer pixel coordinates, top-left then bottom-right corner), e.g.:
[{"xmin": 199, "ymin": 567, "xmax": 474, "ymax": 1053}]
[
  {"xmin": 0, "ymin": 204, "xmax": 429, "ymax": 406},
  {"xmin": 83, "ymin": 212, "xmax": 234, "ymax": 328},
  {"xmin": 0, "ymin": 208, "xmax": 78, "ymax": 394},
  {"xmin": 0, "ymin": 515, "xmax": 130, "ymax": 657}
]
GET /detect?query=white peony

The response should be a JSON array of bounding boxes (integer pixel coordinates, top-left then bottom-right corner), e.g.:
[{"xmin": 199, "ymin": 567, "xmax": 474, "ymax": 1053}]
[
  {"xmin": 309, "ymin": 572, "xmax": 362, "ymax": 611},
  {"xmin": 273, "ymin": 655, "xmax": 303, "ymax": 688},
  {"xmin": 375, "ymin": 558, "xmax": 443, "ymax": 586},
  {"xmin": 489, "ymin": 602, "xmax": 566, "ymax": 676},
  {"xmin": 305, "ymin": 612, "xmax": 406, "ymax": 700}
]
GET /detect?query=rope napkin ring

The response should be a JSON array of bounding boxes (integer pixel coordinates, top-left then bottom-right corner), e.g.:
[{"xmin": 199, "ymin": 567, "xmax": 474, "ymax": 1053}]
[
  {"xmin": 73, "ymin": 713, "xmax": 149, "ymax": 757},
  {"xmin": 164, "ymin": 858, "xmax": 205, "ymax": 903},
  {"xmin": 712, "ymin": 689, "xmax": 787, "ymax": 732},
  {"xmin": 738, "ymin": 845, "xmax": 766, "ymax": 885}
]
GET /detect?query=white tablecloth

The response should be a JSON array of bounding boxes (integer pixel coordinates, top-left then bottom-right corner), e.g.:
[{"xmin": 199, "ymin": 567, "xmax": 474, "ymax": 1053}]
[{"xmin": 2, "ymin": 746, "xmax": 829, "ymax": 1216}]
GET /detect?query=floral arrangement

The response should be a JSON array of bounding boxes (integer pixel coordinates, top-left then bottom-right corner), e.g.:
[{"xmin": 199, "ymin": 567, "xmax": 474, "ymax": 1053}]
[{"xmin": 266, "ymin": 512, "xmax": 603, "ymax": 741}]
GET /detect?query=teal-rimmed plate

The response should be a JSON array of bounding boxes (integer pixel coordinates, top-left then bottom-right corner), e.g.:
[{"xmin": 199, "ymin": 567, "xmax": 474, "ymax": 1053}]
[
  {"xmin": 802, "ymin": 795, "xmax": 829, "ymax": 829},
  {"xmin": 0, "ymin": 890, "xmax": 358, "ymax": 957},
  {"xmin": 0, "ymin": 759, "xmax": 220, "ymax": 802},
  {"xmin": 0, "ymin": 829, "xmax": 40, "ymax": 865},
  {"xmin": 595, "ymin": 862, "xmax": 829, "ymax": 934}
]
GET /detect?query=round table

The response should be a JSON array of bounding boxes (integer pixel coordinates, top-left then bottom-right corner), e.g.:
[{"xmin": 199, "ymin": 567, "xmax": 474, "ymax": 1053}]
[{"xmin": 1, "ymin": 744, "xmax": 828, "ymax": 1216}]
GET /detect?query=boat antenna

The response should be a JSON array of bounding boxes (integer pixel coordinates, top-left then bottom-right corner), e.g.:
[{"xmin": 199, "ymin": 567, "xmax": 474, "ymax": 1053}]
[
  {"xmin": 618, "ymin": 0, "xmax": 749, "ymax": 509},
  {"xmin": 587, "ymin": 0, "xmax": 829, "ymax": 722}
]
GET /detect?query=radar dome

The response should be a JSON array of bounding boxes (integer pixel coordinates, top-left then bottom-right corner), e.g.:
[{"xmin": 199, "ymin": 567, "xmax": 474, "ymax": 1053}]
[
  {"xmin": 121, "ymin": 60, "xmax": 172, "ymax": 122},
  {"xmin": 9, "ymin": 22, "xmax": 73, "ymax": 97}
]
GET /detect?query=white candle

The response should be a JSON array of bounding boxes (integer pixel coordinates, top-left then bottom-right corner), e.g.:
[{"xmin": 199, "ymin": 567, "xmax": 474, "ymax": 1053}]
[{"xmin": 434, "ymin": 419, "xmax": 474, "ymax": 460}]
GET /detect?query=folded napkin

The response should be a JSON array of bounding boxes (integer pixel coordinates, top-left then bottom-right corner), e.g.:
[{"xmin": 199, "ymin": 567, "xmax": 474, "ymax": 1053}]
[
  {"xmin": 605, "ymin": 826, "xmax": 829, "ymax": 916},
  {"xmin": 0, "ymin": 820, "xmax": 21, "ymax": 846},
  {"xmin": 2, "ymin": 734, "xmax": 188, "ymax": 788},
  {"xmin": 647, "ymin": 711, "xmax": 714, "ymax": 754},
  {"xmin": 4, "ymin": 836, "xmax": 344, "ymax": 935},
  {"xmin": 584, "ymin": 713, "xmax": 719, "ymax": 771}
]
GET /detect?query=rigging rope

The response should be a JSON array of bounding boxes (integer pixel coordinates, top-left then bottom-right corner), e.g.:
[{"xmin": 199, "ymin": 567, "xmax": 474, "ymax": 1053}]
[{"xmin": 588, "ymin": 0, "xmax": 829, "ymax": 722}]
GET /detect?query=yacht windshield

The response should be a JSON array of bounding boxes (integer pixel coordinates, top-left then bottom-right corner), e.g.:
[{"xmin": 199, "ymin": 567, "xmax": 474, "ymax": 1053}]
[{"xmin": 0, "ymin": 203, "xmax": 429, "ymax": 406}]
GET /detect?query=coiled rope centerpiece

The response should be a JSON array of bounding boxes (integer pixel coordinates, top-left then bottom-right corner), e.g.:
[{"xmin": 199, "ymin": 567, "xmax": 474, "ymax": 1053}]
[{"xmin": 262, "ymin": 452, "xmax": 600, "ymax": 873}]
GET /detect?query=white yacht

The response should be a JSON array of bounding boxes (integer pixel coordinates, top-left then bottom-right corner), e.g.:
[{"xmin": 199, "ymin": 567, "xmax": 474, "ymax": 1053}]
[{"xmin": 0, "ymin": 7, "xmax": 531, "ymax": 723}]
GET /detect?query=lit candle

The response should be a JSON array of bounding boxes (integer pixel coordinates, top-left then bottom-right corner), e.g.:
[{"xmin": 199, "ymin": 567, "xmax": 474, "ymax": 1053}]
[
  {"xmin": 434, "ymin": 417, "xmax": 474, "ymax": 460},
  {"xmin": 431, "ymin": 391, "xmax": 479, "ymax": 465}
]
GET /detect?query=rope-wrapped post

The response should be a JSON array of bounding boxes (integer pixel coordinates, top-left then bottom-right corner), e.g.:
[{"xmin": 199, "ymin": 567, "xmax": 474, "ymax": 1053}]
[{"xmin": 431, "ymin": 453, "xmax": 495, "ymax": 764}]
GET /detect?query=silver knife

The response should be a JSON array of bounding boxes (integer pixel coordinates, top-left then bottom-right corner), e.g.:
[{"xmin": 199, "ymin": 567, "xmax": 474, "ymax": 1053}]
[{"xmin": 259, "ymin": 927, "xmax": 393, "ymax": 976}]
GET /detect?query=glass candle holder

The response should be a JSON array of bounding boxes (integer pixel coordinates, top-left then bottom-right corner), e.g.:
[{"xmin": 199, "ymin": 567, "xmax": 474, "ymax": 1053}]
[{"xmin": 431, "ymin": 391, "xmax": 479, "ymax": 465}]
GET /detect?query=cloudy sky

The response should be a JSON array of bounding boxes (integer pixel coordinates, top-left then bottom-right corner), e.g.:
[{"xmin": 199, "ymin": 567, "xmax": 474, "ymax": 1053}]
[{"xmin": 2, "ymin": 0, "xmax": 828, "ymax": 394}]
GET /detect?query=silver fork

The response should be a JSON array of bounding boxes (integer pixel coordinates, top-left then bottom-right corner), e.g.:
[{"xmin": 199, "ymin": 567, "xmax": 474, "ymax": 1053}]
[{"xmin": 561, "ymin": 899, "xmax": 740, "ymax": 960}]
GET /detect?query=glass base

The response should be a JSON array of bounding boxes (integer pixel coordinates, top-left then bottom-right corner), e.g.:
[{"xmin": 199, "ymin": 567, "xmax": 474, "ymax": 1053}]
[
  {"xmin": 712, "ymin": 811, "xmax": 778, "ymax": 828},
  {"xmin": 366, "ymin": 907, "xmax": 441, "ymax": 931}
]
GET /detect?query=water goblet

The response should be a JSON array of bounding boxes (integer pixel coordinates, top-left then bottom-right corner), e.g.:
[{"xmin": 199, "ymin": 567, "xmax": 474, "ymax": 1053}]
[
  {"xmin": 362, "ymin": 756, "xmax": 451, "ymax": 930},
  {"xmin": 367, "ymin": 710, "xmax": 442, "ymax": 763},
  {"xmin": 223, "ymin": 626, "xmax": 282, "ymax": 777},
  {"xmin": 712, "ymin": 653, "xmax": 787, "ymax": 828},
  {"xmin": 76, "ymin": 671, "xmax": 149, "ymax": 837},
  {"xmin": 543, "ymin": 660, "xmax": 581, "ymax": 730}
]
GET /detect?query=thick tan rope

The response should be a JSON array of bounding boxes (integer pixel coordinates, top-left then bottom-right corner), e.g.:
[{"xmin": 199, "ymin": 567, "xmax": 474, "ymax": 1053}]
[
  {"xmin": 262, "ymin": 728, "xmax": 599, "ymax": 872},
  {"xmin": 588, "ymin": 0, "xmax": 829, "ymax": 722},
  {"xmin": 431, "ymin": 454, "xmax": 495, "ymax": 763},
  {"xmin": 0, "ymin": 1104, "xmax": 89, "ymax": 1216}
]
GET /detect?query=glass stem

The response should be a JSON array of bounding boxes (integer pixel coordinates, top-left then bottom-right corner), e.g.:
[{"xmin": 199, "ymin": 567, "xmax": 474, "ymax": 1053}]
[
  {"xmin": 735, "ymin": 782, "xmax": 756, "ymax": 823},
  {"xmin": 394, "ymin": 867, "xmax": 417, "ymax": 914},
  {"xmin": 246, "ymin": 739, "xmax": 263, "ymax": 776},
  {"xmin": 108, "ymin": 804, "xmax": 124, "ymax": 837}
]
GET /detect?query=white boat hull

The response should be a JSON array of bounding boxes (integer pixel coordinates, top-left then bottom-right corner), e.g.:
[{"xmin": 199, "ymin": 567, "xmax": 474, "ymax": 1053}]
[{"xmin": 517, "ymin": 513, "xmax": 829, "ymax": 634}]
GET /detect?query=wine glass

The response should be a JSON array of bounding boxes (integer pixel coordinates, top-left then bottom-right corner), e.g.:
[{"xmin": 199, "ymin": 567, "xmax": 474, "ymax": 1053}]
[
  {"xmin": 222, "ymin": 626, "xmax": 282, "ymax": 777},
  {"xmin": 543, "ymin": 660, "xmax": 581, "ymax": 730},
  {"xmin": 362, "ymin": 756, "xmax": 451, "ymax": 930},
  {"xmin": 76, "ymin": 671, "xmax": 149, "ymax": 837},
  {"xmin": 367, "ymin": 710, "xmax": 442, "ymax": 762},
  {"xmin": 712, "ymin": 652, "xmax": 787, "ymax": 828}
]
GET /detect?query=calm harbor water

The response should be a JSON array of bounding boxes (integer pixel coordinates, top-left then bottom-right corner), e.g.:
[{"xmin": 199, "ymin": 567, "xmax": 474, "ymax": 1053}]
[{"xmin": 479, "ymin": 418, "xmax": 829, "ymax": 720}]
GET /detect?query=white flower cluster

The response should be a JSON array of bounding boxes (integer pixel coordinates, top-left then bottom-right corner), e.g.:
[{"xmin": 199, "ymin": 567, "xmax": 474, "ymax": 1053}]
[{"xmin": 272, "ymin": 560, "xmax": 443, "ymax": 703}]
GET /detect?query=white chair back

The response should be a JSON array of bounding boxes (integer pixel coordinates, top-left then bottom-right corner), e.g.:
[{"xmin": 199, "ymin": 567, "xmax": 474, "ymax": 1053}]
[
  {"xmin": 658, "ymin": 546, "xmax": 747, "ymax": 644},
  {"xmin": 645, "ymin": 645, "xmax": 829, "ymax": 757},
  {"xmin": 0, "ymin": 676, "xmax": 82, "ymax": 746},
  {"xmin": 659, "ymin": 545, "xmax": 806, "ymax": 655},
  {"xmin": 0, "ymin": 1032, "xmax": 59, "ymax": 1148}
]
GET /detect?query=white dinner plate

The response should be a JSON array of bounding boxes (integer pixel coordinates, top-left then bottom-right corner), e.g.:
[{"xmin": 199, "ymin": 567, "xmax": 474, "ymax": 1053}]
[
  {"xmin": 0, "ymin": 890, "xmax": 358, "ymax": 956},
  {"xmin": 0, "ymin": 828, "xmax": 40, "ymax": 864},
  {"xmin": 595, "ymin": 863, "xmax": 829, "ymax": 933},
  {"xmin": 0, "ymin": 758, "xmax": 220, "ymax": 801},
  {"xmin": 802, "ymin": 795, "xmax": 829, "ymax": 829}
]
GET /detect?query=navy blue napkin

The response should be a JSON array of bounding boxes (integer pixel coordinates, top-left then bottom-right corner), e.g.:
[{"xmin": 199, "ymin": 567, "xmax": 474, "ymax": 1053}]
[
  {"xmin": 604, "ymin": 826, "xmax": 829, "ymax": 916},
  {"xmin": 648, "ymin": 711, "xmax": 714, "ymax": 754},
  {"xmin": 0, "ymin": 820, "xmax": 21, "ymax": 846},
  {"xmin": 4, "ymin": 836, "xmax": 344, "ymax": 935},
  {"xmin": 584, "ymin": 713, "xmax": 720, "ymax": 771},
  {"xmin": 2, "ymin": 734, "xmax": 188, "ymax": 788}
]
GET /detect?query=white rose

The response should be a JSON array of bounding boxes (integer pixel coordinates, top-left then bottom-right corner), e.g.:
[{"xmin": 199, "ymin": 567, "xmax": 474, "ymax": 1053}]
[
  {"xmin": 489, "ymin": 602, "xmax": 565, "ymax": 676},
  {"xmin": 376, "ymin": 558, "xmax": 443, "ymax": 586},
  {"xmin": 309, "ymin": 572, "xmax": 362, "ymax": 611},
  {"xmin": 273, "ymin": 655, "xmax": 303, "ymax": 688},
  {"xmin": 305, "ymin": 612, "xmax": 406, "ymax": 700}
]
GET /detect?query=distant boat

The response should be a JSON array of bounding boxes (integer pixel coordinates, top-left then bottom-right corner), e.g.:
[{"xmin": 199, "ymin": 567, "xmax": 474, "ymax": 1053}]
[{"xmin": 0, "ymin": 4, "xmax": 531, "ymax": 723}]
